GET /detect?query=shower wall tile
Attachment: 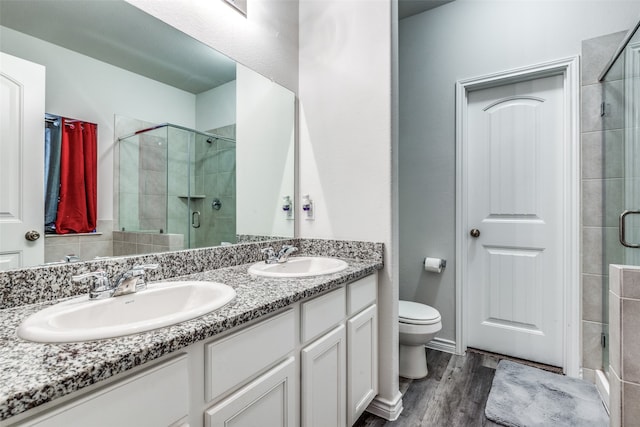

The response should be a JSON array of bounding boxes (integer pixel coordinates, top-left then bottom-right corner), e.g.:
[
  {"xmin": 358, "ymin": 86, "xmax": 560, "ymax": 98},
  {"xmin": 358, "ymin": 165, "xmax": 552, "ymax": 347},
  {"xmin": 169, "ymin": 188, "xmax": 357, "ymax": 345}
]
[
  {"xmin": 621, "ymin": 267, "xmax": 640, "ymax": 299},
  {"xmin": 581, "ymin": 31, "xmax": 627, "ymax": 85},
  {"xmin": 582, "ymin": 84, "xmax": 605, "ymax": 133},
  {"xmin": 581, "ymin": 81, "xmax": 624, "ymax": 133},
  {"xmin": 610, "ymin": 286, "xmax": 621, "ymax": 377},
  {"xmin": 204, "ymin": 152, "xmax": 220, "ymax": 174},
  {"xmin": 217, "ymin": 172, "xmax": 236, "ymax": 197},
  {"xmin": 79, "ymin": 240, "xmax": 113, "ymax": 261},
  {"xmin": 143, "ymin": 170, "xmax": 166, "ymax": 195},
  {"xmin": 139, "ymin": 218, "xmax": 165, "ymax": 232},
  {"xmin": 218, "ymin": 148, "xmax": 235, "ymax": 173},
  {"xmin": 622, "ymin": 298, "xmax": 640, "ymax": 384},
  {"xmin": 583, "ymin": 226, "xmax": 624, "ymax": 275},
  {"xmin": 44, "ymin": 241, "xmax": 80, "ymax": 263},
  {"xmin": 609, "ymin": 265, "xmax": 640, "ymax": 426},
  {"xmin": 140, "ymin": 146, "xmax": 166, "ymax": 173},
  {"xmin": 582, "ymin": 368, "xmax": 596, "ymax": 383},
  {"xmin": 582, "ymin": 320, "xmax": 604, "ymax": 370},
  {"xmin": 582, "ymin": 130, "xmax": 624, "ymax": 179},
  {"xmin": 583, "ymin": 274, "xmax": 605, "ymax": 322},
  {"xmin": 623, "ymin": 381, "xmax": 640, "ymax": 426},
  {"xmin": 602, "ymin": 79, "xmax": 625, "ymax": 131},
  {"xmin": 610, "ymin": 369, "xmax": 622, "ymax": 427},
  {"xmin": 582, "ymin": 178, "xmax": 624, "ymax": 227}
]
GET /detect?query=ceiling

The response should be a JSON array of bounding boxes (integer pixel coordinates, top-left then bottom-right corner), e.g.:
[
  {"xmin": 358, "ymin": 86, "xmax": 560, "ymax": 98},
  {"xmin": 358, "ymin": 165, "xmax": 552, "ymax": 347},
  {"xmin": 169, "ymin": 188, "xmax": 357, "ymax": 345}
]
[
  {"xmin": 0, "ymin": 0, "xmax": 236, "ymax": 94},
  {"xmin": 398, "ymin": 0, "xmax": 454, "ymax": 19}
]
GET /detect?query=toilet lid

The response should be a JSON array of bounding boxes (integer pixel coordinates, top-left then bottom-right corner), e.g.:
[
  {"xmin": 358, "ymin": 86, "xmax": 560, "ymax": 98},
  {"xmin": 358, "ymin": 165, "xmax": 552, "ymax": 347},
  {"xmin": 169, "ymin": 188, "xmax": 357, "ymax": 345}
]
[{"xmin": 399, "ymin": 300, "xmax": 441, "ymax": 325}]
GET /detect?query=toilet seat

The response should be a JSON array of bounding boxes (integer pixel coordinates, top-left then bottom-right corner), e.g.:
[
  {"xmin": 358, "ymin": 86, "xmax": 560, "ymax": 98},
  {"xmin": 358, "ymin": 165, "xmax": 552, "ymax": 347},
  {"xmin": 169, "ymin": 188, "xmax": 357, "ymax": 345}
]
[{"xmin": 399, "ymin": 300, "xmax": 441, "ymax": 325}]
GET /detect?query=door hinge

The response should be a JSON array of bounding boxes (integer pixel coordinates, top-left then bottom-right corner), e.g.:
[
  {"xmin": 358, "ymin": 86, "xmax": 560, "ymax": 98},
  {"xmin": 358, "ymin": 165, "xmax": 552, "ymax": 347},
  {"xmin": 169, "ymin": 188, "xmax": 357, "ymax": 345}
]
[{"xmin": 601, "ymin": 332, "xmax": 607, "ymax": 349}]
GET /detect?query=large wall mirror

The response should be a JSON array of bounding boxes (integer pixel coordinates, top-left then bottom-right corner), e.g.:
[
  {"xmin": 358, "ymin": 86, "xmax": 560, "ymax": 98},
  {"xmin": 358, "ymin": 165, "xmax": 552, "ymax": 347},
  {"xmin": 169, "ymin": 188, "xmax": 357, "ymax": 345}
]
[{"xmin": 0, "ymin": 0, "xmax": 295, "ymax": 270}]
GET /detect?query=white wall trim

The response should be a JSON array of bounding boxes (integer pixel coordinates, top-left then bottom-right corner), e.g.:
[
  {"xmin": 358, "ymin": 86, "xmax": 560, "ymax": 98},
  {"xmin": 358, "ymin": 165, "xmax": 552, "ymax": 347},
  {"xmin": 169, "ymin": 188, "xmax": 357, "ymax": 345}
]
[
  {"xmin": 455, "ymin": 56, "xmax": 581, "ymax": 377},
  {"xmin": 426, "ymin": 337, "xmax": 456, "ymax": 355},
  {"xmin": 366, "ymin": 390, "xmax": 403, "ymax": 421}
]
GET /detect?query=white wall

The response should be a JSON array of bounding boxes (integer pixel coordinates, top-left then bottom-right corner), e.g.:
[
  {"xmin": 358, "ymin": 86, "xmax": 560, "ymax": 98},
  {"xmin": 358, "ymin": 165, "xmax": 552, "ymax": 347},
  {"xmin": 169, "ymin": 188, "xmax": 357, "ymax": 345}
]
[
  {"xmin": 0, "ymin": 26, "xmax": 195, "ymax": 223},
  {"xmin": 126, "ymin": 0, "xmax": 299, "ymax": 93},
  {"xmin": 196, "ymin": 80, "xmax": 236, "ymax": 132},
  {"xmin": 236, "ymin": 64, "xmax": 295, "ymax": 238},
  {"xmin": 399, "ymin": 0, "xmax": 640, "ymax": 343},
  {"xmin": 299, "ymin": 0, "xmax": 400, "ymax": 417}
]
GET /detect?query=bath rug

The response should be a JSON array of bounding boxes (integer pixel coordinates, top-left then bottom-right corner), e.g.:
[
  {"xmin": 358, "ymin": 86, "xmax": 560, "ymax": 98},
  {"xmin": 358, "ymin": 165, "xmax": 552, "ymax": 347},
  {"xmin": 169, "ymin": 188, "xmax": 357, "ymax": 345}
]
[{"xmin": 485, "ymin": 360, "xmax": 608, "ymax": 427}]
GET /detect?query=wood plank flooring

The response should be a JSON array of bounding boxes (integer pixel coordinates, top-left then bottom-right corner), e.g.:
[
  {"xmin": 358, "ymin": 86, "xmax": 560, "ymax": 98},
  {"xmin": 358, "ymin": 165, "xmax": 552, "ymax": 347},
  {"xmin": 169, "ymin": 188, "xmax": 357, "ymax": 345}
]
[{"xmin": 354, "ymin": 350, "xmax": 498, "ymax": 427}]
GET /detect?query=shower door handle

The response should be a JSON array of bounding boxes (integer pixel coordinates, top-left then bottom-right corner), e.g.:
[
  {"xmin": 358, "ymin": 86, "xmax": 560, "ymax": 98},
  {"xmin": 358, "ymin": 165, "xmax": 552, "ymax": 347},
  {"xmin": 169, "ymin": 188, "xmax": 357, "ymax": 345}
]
[
  {"xmin": 619, "ymin": 210, "xmax": 640, "ymax": 248},
  {"xmin": 192, "ymin": 211, "xmax": 201, "ymax": 229}
]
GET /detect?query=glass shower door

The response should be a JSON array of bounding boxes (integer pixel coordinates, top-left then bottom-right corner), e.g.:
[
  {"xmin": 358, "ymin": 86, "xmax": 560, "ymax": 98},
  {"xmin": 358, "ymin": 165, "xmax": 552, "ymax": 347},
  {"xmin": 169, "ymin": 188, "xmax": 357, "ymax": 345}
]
[
  {"xmin": 621, "ymin": 29, "xmax": 640, "ymax": 264},
  {"xmin": 166, "ymin": 126, "xmax": 195, "ymax": 249}
]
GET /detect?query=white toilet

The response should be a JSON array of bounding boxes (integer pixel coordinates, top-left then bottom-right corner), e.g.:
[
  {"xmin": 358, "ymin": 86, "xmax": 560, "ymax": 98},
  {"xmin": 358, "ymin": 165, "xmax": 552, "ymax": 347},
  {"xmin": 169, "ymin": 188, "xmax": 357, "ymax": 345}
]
[{"xmin": 398, "ymin": 300, "xmax": 442, "ymax": 379}]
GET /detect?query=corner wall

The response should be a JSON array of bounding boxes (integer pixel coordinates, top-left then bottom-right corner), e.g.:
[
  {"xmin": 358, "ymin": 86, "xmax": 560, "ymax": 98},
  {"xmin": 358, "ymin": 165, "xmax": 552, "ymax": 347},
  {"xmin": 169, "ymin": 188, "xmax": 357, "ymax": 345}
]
[
  {"xmin": 298, "ymin": 0, "xmax": 400, "ymax": 418},
  {"xmin": 399, "ymin": 0, "xmax": 640, "ymax": 349}
]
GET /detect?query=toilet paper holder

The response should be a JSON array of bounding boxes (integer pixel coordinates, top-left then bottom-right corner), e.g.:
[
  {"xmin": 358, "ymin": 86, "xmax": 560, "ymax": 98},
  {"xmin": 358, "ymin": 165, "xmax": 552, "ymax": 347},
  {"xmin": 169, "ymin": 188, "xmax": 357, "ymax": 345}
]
[{"xmin": 423, "ymin": 257, "xmax": 446, "ymax": 273}]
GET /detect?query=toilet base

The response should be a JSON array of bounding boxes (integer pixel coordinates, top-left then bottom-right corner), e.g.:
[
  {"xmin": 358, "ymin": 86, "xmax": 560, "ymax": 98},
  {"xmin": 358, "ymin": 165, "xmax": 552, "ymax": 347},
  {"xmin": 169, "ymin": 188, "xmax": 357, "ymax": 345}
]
[{"xmin": 399, "ymin": 344, "xmax": 428, "ymax": 379}]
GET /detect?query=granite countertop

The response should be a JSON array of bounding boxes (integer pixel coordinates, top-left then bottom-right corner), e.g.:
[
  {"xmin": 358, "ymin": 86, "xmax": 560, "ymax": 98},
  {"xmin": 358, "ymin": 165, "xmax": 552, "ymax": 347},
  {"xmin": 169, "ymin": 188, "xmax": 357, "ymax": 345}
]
[{"xmin": 0, "ymin": 257, "xmax": 382, "ymax": 421}]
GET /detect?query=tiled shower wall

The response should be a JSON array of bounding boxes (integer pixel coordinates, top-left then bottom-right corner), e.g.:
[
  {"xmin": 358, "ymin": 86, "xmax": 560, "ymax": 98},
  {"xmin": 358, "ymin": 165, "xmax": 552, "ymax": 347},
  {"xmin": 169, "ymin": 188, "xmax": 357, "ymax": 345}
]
[
  {"xmin": 194, "ymin": 124, "xmax": 237, "ymax": 247},
  {"xmin": 581, "ymin": 31, "xmax": 627, "ymax": 380},
  {"xmin": 44, "ymin": 220, "xmax": 113, "ymax": 263},
  {"xmin": 609, "ymin": 265, "xmax": 640, "ymax": 426}
]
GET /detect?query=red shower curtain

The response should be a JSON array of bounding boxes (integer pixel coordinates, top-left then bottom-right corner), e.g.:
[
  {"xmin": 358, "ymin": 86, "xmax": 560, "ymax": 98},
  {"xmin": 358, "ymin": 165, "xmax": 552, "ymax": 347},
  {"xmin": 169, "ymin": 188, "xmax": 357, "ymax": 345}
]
[{"xmin": 55, "ymin": 119, "xmax": 97, "ymax": 234}]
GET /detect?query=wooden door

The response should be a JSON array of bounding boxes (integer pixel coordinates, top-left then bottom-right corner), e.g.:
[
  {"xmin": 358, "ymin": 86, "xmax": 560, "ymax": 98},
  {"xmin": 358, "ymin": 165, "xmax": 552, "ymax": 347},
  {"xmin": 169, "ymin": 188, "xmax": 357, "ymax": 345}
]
[
  {"xmin": 465, "ymin": 74, "xmax": 565, "ymax": 367},
  {"xmin": 0, "ymin": 52, "xmax": 45, "ymax": 269}
]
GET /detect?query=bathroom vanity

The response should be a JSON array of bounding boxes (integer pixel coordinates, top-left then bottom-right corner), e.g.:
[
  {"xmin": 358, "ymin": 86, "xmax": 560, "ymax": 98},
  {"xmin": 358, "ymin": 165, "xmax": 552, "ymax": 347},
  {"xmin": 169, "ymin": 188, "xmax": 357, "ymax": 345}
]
[{"xmin": 0, "ymin": 240, "xmax": 382, "ymax": 427}]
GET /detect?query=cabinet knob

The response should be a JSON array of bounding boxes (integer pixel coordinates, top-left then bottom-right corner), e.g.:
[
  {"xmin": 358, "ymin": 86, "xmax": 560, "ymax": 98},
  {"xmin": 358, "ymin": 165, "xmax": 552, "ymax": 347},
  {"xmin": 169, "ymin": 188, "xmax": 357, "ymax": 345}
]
[{"xmin": 470, "ymin": 229, "xmax": 480, "ymax": 238}]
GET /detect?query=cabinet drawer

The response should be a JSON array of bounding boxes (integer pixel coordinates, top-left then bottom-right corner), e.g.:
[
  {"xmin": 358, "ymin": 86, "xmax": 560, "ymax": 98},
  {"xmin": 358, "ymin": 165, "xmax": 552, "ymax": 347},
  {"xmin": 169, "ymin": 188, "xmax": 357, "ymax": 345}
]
[
  {"xmin": 205, "ymin": 357, "xmax": 296, "ymax": 427},
  {"xmin": 26, "ymin": 355, "xmax": 189, "ymax": 427},
  {"xmin": 347, "ymin": 274, "xmax": 377, "ymax": 316},
  {"xmin": 205, "ymin": 309, "xmax": 295, "ymax": 402},
  {"xmin": 301, "ymin": 287, "xmax": 346, "ymax": 344}
]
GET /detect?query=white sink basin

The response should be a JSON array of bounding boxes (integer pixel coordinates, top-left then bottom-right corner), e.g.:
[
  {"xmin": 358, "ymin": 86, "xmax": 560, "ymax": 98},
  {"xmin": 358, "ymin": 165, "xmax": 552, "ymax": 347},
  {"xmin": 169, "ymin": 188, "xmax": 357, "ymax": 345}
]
[
  {"xmin": 17, "ymin": 281, "xmax": 236, "ymax": 343},
  {"xmin": 248, "ymin": 256, "xmax": 348, "ymax": 278}
]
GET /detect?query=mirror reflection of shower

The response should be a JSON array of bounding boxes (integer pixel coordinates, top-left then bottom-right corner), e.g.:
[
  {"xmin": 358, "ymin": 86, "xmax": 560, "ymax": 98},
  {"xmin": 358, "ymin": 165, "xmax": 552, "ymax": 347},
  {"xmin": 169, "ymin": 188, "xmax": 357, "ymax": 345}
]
[{"xmin": 116, "ymin": 122, "xmax": 236, "ymax": 255}]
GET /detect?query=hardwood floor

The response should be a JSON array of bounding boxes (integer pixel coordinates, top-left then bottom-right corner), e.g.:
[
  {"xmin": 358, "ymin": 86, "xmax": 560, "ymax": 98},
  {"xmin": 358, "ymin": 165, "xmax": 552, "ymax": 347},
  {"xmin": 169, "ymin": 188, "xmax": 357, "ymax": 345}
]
[{"xmin": 354, "ymin": 350, "xmax": 498, "ymax": 427}]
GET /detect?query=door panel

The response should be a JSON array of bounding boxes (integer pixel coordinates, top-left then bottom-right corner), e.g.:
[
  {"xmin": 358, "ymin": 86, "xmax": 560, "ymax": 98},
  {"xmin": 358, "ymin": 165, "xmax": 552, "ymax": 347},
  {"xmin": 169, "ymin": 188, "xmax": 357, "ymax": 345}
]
[
  {"xmin": 0, "ymin": 52, "xmax": 45, "ymax": 269},
  {"xmin": 466, "ymin": 75, "xmax": 564, "ymax": 367}
]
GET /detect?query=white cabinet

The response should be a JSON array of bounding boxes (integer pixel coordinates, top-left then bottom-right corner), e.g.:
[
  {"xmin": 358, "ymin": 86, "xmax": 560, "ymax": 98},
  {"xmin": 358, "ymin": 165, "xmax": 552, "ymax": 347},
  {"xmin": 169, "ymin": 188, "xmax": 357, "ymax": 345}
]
[
  {"xmin": 301, "ymin": 325, "xmax": 347, "ymax": 427},
  {"xmin": 205, "ymin": 357, "xmax": 296, "ymax": 427},
  {"xmin": 347, "ymin": 304, "xmax": 378, "ymax": 425},
  {"xmin": 10, "ymin": 274, "xmax": 378, "ymax": 427},
  {"xmin": 24, "ymin": 355, "xmax": 189, "ymax": 427},
  {"xmin": 205, "ymin": 310, "xmax": 295, "ymax": 402},
  {"xmin": 300, "ymin": 274, "xmax": 378, "ymax": 427}
]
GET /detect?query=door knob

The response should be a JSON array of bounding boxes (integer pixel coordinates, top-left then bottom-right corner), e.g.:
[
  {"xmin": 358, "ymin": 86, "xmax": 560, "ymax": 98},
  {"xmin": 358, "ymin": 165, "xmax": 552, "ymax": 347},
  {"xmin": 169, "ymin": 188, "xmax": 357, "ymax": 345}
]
[
  {"xmin": 25, "ymin": 230, "xmax": 41, "ymax": 241},
  {"xmin": 470, "ymin": 228, "xmax": 480, "ymax": 238}
]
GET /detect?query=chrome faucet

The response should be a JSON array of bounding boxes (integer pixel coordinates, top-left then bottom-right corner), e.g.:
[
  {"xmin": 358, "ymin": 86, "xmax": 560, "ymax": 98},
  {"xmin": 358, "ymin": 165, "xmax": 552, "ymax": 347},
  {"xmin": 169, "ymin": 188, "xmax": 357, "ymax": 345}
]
[
  {"xmin": 261, "ymin": 245, "xmax": 298, "ymax": 264},
  {"xmin": 72, "ymin": 264, "xmax": 159, "ymax": 300}
]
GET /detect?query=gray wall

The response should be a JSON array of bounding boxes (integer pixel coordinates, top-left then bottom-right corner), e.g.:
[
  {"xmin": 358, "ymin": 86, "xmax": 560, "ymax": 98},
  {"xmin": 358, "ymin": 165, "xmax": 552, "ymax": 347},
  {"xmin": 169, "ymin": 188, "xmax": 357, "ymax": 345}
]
[{"xmin": 399, "ymin": 0, "xmax": 640, "ymax": 344}]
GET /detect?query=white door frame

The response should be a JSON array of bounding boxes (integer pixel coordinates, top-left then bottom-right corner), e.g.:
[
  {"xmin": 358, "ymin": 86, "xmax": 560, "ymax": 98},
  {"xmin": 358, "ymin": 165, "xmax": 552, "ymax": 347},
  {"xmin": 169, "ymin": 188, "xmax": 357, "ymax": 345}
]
[{"xmin": 455, "ymin": 56, "xmax": 581, "ymax": 377}]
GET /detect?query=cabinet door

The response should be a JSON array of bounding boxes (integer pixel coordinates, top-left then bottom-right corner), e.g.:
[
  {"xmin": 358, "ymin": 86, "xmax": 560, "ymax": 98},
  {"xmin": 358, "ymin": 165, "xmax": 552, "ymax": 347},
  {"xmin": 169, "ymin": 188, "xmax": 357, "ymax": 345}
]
[
  {"xmin": 347, "ymin": 304, "xmax": 378, "ymax": 425},
  {"xmin": 205, "ymin": 357, "xmax": 296, "ymax": 427},
  {"xmin": 301, "ymin": 324, "xmax": 346, "ymax": 427},
  {"xmin": 26, "ymin": 355, "xmax": 189, "ymax": 427}
]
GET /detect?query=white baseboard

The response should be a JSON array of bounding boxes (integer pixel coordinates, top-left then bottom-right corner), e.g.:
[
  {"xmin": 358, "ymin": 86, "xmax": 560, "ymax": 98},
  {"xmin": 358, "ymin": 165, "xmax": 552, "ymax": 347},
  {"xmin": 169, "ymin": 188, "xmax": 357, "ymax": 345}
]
[
  {"xmin": 595, "ymin": 369, "xmax": 610, "ymax": 415},
  {"xmin": 426, "ymin": 337, "xmax": 457, "ymax": 354},
  {"xmin": 366, "ymin": 391, "xmax": 403, "ymax": 421}
]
